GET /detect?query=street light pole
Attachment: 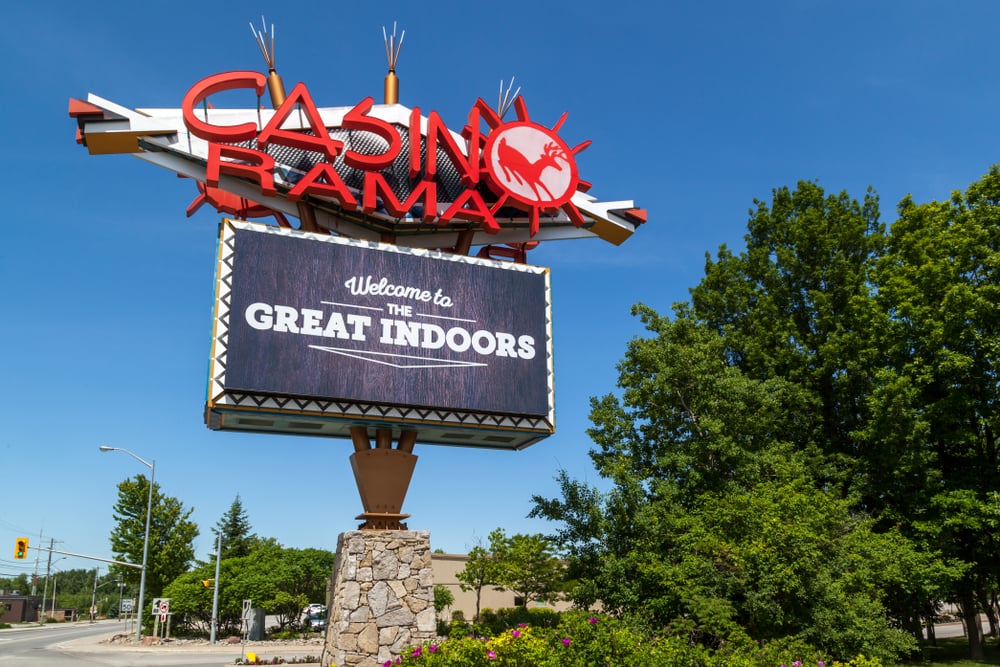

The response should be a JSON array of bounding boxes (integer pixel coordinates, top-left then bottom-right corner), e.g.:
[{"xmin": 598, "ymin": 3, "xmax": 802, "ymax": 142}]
[{"xmin": 99, "ymin": 445, "xmax": 155, "ymax": 643}]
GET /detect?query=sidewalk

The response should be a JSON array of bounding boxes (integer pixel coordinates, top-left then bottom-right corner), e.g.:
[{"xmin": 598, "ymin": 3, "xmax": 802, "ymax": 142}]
[{"xmin": 61, "ymin": 620, "xmax": 324, "ymax": 658}]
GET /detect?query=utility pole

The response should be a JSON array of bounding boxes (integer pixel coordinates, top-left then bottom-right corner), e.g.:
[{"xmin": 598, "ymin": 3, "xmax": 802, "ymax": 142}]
[
  {"xmin": 31, "ymin": 530, "xmax": 42, "ymax": 595},
  {"xmin": 40, "ymin": 538, "xmax": 53, "ymax": 622},
  {"xmin": 90, "ymin": 567, "xmax": 99, "ymax": 622}
]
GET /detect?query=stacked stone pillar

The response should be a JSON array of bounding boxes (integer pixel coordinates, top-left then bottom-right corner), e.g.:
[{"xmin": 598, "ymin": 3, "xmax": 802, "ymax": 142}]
[{"xmin": 322, "ymin": 530, "xmax": 436, "ymax": 667}]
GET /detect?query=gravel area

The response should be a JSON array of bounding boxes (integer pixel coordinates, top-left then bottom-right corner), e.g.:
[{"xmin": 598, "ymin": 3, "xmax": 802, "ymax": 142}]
[{"xmin": 102, "ymin": 631, "xmax": 324, "ymax": 651}]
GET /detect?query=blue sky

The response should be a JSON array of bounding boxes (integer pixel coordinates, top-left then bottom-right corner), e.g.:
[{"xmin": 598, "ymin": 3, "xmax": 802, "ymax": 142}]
[{"xmin": 3, "ymin": 0, "xmax": 999, "ymax": 582}]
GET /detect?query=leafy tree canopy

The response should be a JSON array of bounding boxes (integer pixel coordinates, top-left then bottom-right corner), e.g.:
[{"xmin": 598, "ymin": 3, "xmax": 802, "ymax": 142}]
[
  {"xmin": 109, "ymin": 473, "xmax": 198, "ymax": 599},
  {"xmin": 532, "ymin": 172, "xmax": 1000, "ymax": 662},
  {"xmin": 163, "ymin": 543, "xmax": 334, "ymax": 633}
]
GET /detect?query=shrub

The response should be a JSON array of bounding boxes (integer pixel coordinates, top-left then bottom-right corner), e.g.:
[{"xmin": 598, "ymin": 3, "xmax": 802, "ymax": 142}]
[
  {"xmin": 397, "ymin": 611, "xmax": 708, "ymax": 667},
  {"xmin": 829, "ymin": 657, "xmax": 884, "ymax": 667},
  {"xmin": 395, "ymin": 609, "xmax": 881, "ymax": 667},
  {"xmin": 709, "ymin": 632, "xmax": 827, "ymax": 667},
  {"xmin": 476, "ymin": 606, "xmax": 560, "ymax": 635}
]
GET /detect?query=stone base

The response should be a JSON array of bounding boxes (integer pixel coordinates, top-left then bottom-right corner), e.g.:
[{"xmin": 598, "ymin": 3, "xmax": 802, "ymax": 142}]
[{"xmin": 322, "ymin": 530, "xmax": 436, "ymax": 667}]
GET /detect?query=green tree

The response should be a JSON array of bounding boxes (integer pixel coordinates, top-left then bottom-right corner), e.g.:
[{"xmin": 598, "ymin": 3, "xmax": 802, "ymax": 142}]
[
  {"xmin": 456, "ymin": 535, "xmax": 502, "ymax": 623},
  {"xmin": 433, "ymin": 585, "xmax": 454, "ymax": 617},
  {"xmin": 690, "ymin": 181, "xmax": 886, "ymax": 494},
  {"xmin": 681, "ymin": 178, "xmax": 963, "ymax": 642},
  {"xmin": 164, "ymin": 544, "xmax": 334, "ymax": 633},
  {"xmin": 530, "ymin": 173, "xmax": 1000, "ymax": 662},
  {"xmin": 161, "ymin": 569, "xmax": 216, "ymax": 632},
  {"xmin": 42, "ymin": 568, "xmax": 95, "ymax": 614},
  {"xmin": 109, "ymin": 474, "xmax": 199, "ymax": 602},
  {"xmin": 871, "ymin": 166, "xmax": 1000, "ymax": 659},
  {"xmin": 490, "ymin": 530, "xmax": 564, "ymax": 607},
  {"xmin": 213, "ymin": 494, "xmax": 256, "ymax": 559},
  {"xmin": 532, "ymin": 308, "xmax": 918, "ymax": 661},
  {"xmin": 0, "ymin": 573, "xmax": 31, "ymax": 596}
]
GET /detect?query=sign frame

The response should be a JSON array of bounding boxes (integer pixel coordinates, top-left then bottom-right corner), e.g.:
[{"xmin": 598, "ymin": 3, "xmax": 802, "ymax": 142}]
[{"xmin": 205, "ymin": 219, "xmax": 555, "ymax": 450}]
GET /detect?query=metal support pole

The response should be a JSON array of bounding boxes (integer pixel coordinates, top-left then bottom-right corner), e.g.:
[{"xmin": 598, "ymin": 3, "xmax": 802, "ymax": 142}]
[
  {"xmin": 210, "ymin": 531, "xmax": 221, "ymax": 644},
  {"xmin": 137, "ymin": 461, "xmax": 154, "ymax": 641}
]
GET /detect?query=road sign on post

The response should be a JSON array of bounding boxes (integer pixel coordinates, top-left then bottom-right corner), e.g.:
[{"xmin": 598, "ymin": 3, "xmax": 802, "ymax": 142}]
[{"xmin": 240, "ymin": 599, "xmax": 253, "ymax": 663}]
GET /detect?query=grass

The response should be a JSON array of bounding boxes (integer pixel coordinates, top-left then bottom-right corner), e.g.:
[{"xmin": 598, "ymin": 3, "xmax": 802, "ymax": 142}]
[{"xmin": 905, "ymin": 637, "xmax": 1000, "ymax": 667}]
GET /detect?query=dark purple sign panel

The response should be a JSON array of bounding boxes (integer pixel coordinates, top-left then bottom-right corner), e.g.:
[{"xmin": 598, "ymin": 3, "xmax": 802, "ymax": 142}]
[{"xmin": 221, "ymin": 222, "xmax": 552, "ymax": 417}]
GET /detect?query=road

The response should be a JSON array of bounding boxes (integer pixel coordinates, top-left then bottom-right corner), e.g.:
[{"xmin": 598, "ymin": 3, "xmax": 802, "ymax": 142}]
[
  {"xmin": 0, "ymin": 620, "xmax": 321, "ymax": 667},
  {"xmin": 930, "ymin": 616, "xmax": 992, "ymax": 640}
]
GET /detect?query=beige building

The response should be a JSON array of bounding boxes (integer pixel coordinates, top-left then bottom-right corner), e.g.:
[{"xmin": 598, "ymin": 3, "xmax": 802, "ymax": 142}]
[{"xmin": 430, "ymin": 553, "xmax": 570, "ymax": 621}]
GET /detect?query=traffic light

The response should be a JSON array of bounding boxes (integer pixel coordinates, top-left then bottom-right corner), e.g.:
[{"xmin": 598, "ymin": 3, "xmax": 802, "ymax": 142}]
[{"xmin": 14, "ymin": 537, "xmax": 28, "ymax": 559}]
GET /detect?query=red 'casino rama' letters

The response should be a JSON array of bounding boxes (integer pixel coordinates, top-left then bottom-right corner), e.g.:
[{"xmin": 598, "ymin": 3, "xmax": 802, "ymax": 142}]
[{"xmin": 181, "ymin": 71, "xmax": 589, "ymax": 235}]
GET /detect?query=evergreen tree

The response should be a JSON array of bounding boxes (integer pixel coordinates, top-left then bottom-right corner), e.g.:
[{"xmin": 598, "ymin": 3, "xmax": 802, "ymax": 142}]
[{"xmin": 213, "ymin": 494, "xmax": 256, "ymax": 559}]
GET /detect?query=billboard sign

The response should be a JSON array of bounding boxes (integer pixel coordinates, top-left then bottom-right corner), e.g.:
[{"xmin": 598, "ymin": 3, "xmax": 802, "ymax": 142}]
[{"xmin": 207, "ymin": 220, "xmax": 554, "ymax": 449}]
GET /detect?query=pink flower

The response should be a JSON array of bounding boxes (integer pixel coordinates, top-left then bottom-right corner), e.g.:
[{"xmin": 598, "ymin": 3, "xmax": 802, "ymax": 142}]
[
  {"xmin": 412, "ymin": 647, "xmax": 422, "ymax": 657},
  {"xmin": 429, "ymin": 644, "xmax": 438, "ymax": 653},
  {"xmin": 588, "ymin": 617, "xmax": 597, "ymax": 625},
  {"xmin": 562, "ymin": 637, "xmax": 571, "ymax": 647},
  {"xmin": 511, "ymin": 630, "xmax": 521, "ymax": 638},
  {"xmin": 382, "ymin": 662, "xmax": 391, "ymax": 667},
  {"xmin": 818, "ymin": 663, "xmax": 826, "ymax": 667},
  {"xmin": 517, "ymin": 623, "xmax": 527, "ymax": 628},
  {"xmin": 487, "ymin": 650, "xmax": 497, "ymax": 659}
]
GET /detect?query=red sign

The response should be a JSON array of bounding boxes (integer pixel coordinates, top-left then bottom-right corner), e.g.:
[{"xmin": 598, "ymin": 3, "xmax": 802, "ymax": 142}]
[{"xmin": 181, "ymin": 72, "xmax": 591, "ymax": 237}]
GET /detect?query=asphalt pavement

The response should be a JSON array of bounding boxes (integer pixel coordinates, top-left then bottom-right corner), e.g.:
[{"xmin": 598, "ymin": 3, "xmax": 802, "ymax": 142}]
[{"xmin": 1, "ymin": 619, "xmax": 323, "ymax": 666}]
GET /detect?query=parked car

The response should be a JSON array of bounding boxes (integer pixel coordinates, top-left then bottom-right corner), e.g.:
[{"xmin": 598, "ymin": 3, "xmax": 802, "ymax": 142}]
[
  {"xmin": 303, "ymin": 603, "xmax": 326, "ymax": 616},
  {"xmin": 305, "ymin": 611, "xmax": 327, "ymax": 632}
]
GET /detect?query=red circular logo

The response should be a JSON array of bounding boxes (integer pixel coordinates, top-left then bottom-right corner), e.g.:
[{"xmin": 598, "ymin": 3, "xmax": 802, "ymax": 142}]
[{"xmin": 483, "ymin": 122, "xmax": 579, "ymax": 209}]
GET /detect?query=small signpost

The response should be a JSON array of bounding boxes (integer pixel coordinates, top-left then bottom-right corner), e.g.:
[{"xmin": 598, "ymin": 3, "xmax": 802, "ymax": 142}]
[
  {"xmin": 120, "ymin": 598, "xmax": 134, "ymax": 633},
  {"xmin": 151, "ymin": 598, "xmax": 171, "ymax": 639},
  {"xmin": 241, "ymin": 599, "xmax": 252, "ymax": 661}
]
